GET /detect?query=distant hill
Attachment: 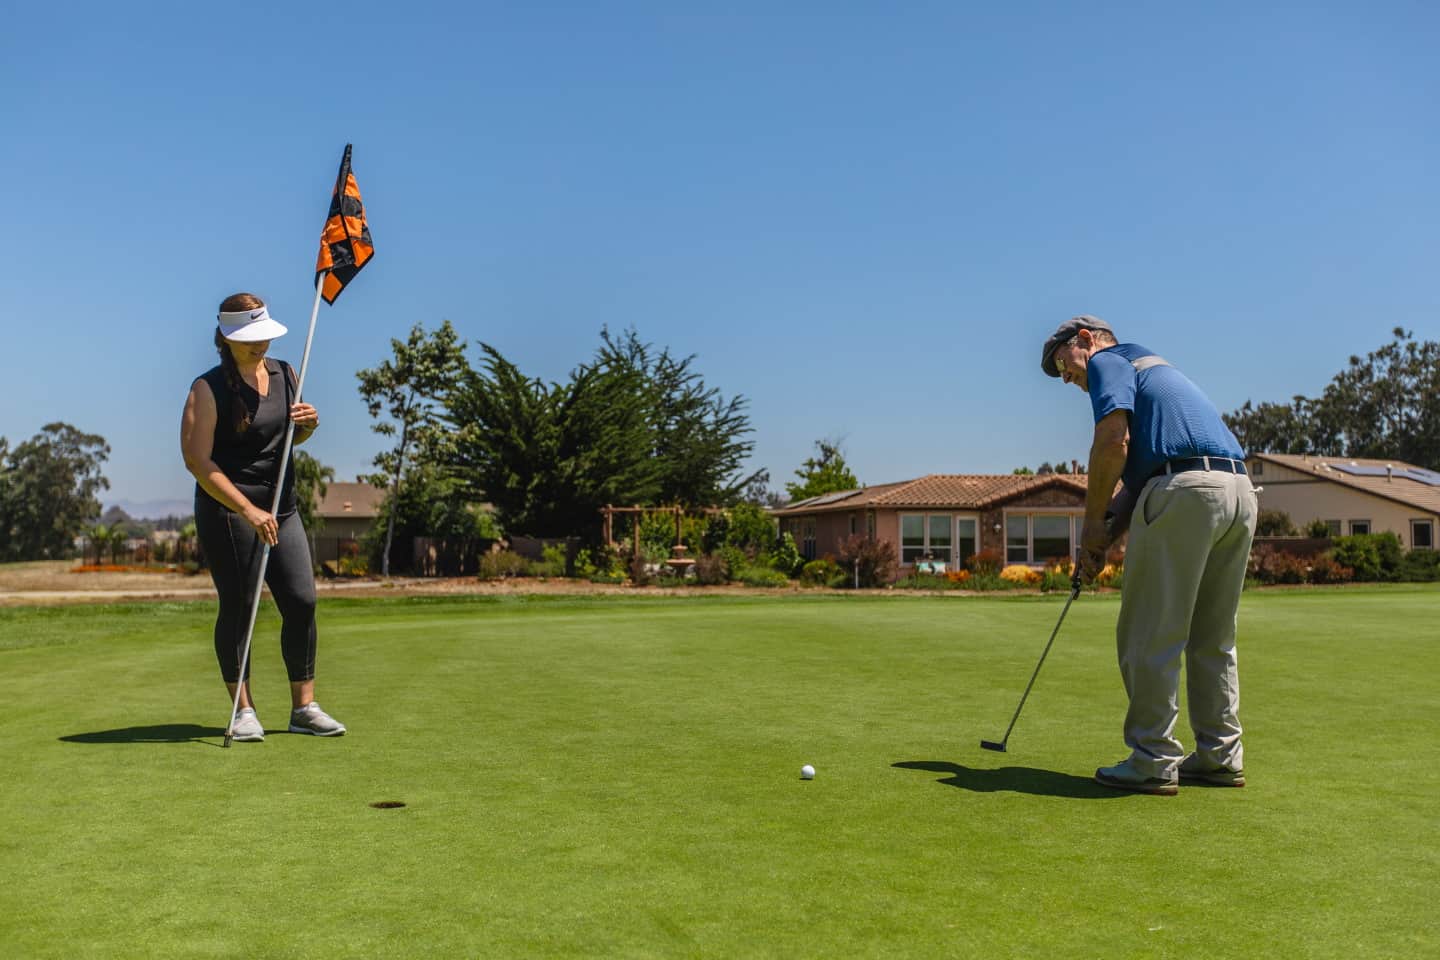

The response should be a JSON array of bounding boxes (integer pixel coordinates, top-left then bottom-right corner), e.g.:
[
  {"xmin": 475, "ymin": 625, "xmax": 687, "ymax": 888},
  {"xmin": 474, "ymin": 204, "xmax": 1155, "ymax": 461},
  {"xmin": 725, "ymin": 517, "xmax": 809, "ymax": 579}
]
[{"xmin": 104, "ymin": 498, "xmax": 194, "ymax": 522}]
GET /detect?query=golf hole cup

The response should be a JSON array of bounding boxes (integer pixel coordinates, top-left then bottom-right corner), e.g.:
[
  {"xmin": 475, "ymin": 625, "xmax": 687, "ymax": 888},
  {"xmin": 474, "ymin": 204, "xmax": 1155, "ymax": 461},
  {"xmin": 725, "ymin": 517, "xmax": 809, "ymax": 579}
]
[{"xmin": 800, "ymin": 764, "xmax": 816, "ymax": 780}]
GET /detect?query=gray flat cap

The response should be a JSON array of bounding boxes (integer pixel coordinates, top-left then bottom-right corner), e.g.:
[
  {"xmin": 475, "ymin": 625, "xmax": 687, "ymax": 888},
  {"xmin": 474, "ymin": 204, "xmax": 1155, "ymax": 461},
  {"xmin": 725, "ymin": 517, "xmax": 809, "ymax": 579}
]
[{"xmin": 1041, "ymin": 315, "xmax": 1114, "ymax": 377}]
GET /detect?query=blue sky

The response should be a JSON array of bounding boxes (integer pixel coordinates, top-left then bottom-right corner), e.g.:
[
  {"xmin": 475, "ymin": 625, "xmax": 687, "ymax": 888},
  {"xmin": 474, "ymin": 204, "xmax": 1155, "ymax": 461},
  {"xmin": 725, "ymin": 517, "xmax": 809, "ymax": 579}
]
[{"xmin": 2, "ymin": 2, "xmax": 1436, "ymax": 514}]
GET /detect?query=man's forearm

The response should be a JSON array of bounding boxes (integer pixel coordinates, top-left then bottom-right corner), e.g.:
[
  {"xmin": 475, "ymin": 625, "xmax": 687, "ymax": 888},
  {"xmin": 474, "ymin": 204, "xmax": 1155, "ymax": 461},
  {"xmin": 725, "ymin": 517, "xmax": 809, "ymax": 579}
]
[{"xmin": 1085, "ymin": 436, "xmax": 1127, "ymax": 534}]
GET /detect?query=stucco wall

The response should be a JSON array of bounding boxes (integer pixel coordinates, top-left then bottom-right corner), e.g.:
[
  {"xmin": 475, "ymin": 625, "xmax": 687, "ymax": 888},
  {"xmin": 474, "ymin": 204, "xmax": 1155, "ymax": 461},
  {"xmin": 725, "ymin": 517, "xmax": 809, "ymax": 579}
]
[{"xmin": 1254, "ymin": 461, "xmax": 1438, "ymax": 547}]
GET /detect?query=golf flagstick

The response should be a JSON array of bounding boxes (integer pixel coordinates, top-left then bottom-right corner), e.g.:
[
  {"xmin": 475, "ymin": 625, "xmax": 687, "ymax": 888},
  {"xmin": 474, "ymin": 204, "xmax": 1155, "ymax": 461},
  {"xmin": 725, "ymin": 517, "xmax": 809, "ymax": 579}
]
[
  {"xmin": 980, "ymin": 549, "xmax": 1084, "ymax": 753},
  {"xmin": 222, "ymin": 274, "xmax": 327, "ymax": 748}
]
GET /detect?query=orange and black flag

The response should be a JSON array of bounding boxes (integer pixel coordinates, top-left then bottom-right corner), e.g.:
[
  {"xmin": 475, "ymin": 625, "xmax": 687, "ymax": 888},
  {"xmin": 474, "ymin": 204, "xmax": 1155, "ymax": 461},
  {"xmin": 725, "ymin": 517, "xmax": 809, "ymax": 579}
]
[{"xmin": 315, "ymin": 143, "xmax": 374, "ymax": 304}]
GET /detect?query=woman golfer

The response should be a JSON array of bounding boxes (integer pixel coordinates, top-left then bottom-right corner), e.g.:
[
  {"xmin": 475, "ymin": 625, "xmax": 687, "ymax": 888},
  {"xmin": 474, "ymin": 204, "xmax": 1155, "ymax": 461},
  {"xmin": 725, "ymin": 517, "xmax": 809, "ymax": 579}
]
[{"xmin": 180, "ymin": 292, "xmax": 345, "ymax": 741}]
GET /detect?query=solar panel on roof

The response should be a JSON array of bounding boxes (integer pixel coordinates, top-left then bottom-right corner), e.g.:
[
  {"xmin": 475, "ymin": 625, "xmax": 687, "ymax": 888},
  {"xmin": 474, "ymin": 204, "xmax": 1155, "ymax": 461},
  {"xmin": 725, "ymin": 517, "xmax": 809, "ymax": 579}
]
[
  {"xmin": 806, "ymin": 490, "xmax": 861, "ymax": 506},
  {"xmin": 1330, "ymin": 463, "xmax": 1440, "ymax": 487}
]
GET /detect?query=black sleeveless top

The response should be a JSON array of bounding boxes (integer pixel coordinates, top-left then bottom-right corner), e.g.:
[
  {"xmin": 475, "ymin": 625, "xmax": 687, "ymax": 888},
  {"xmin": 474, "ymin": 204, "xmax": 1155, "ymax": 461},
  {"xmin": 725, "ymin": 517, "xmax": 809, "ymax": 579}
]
[{"xmin": 194, "ymin": 358, "xmax": 298, "ymax": 516}]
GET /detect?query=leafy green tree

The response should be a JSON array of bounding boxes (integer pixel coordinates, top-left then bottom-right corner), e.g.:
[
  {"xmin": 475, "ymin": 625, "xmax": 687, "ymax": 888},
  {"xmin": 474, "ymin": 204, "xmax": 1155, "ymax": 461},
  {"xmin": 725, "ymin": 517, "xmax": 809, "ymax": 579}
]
[
  {"xmin": 357, "ymin": 321, "xmax": 471, "ymax": 576},
  {"xmin": 447, "ymin": 342, "xmax": 660, "ymax": 542},
  {"xmin": 1255, "ymin": 510, "xmax": 1298, "ymax": 537},
  {"xmin": 292, "ymin": 450, "xmax": 335, "ymax": 536},
  {"xmin": 724, "ymin": 502, "xmax": 778, "ymax": 555},
  {"xmin": 361, "ymin": 460, "xmax": 499, "ymax": 572},
  {"xmin": 785, "ymin": 440, "xmax": 859, "ymax": 502},
  {"xmin": 444, "ymin": 330, "xmax": 756, "ymax": 544},
  {"xmin": 85, "ymin": 523, "xmax": 110, "ymax": 566},
  {"xmin": 1226, "ymin": 329, "xmax": 1440, "ymax": 470},
  {"xmin": 0, "ymin": 423, "xmax": 110, "ymax": 561},
  {"xmin": 1012, "ymin": 466, "xmax": 1035, "ymax": 476},
  {"xmin": 595, "ymin": 328, "xmax": 759, "ymax": 506}
]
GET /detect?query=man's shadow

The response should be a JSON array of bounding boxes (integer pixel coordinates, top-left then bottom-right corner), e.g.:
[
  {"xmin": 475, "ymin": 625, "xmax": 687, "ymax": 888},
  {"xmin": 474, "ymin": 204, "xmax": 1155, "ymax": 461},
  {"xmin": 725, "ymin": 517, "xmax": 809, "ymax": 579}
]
[
  {"xmin": 893, "ymin": 760, "xmax": 1122, "ymax": 799},
  {"xmin": 60, "ymin": 724, "xmax": 224, "ymax": 747}
]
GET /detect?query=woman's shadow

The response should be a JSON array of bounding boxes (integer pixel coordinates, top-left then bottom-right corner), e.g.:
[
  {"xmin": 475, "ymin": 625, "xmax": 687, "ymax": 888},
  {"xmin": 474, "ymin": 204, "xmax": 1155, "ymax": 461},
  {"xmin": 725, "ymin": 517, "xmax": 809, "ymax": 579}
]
[
  {"xmin": 60, "ymin": 724, "xmax": 224, "ymax": 747},
  {"xmin": 893, "ymin": 760, "xmax": 1121, "ymax": 799}
]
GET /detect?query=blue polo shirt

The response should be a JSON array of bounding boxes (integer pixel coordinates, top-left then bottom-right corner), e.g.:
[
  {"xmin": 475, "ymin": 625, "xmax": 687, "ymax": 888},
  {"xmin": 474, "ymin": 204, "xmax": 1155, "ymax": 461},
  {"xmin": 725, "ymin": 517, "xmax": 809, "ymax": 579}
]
[{"xmin": 1087, "ymin": 343, "xmax": 1246, "ymax": 491}]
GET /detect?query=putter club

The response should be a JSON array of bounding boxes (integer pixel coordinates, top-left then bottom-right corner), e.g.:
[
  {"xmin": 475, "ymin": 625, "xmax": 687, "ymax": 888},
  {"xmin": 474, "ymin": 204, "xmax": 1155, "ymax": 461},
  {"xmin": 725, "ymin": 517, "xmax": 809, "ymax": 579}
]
[{"xmin": 981, "ymin": 550, "xmax": 1085, "ymax": 753}]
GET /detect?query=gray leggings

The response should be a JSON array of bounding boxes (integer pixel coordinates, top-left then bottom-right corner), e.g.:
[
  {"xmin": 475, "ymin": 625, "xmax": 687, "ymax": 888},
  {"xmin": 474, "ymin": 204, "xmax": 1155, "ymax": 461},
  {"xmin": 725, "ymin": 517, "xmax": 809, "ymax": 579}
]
[{"xmin": 195, "ymin": 494, "xmax": 318, "ymax": 684}]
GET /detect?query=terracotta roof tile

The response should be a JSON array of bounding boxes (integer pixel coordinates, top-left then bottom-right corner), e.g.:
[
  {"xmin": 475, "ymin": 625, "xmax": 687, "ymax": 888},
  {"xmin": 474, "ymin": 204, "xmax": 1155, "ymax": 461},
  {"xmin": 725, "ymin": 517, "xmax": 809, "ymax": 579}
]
[{"xmin": 772, "ymin": 473, "xmax": 1090, "ymax": 515}]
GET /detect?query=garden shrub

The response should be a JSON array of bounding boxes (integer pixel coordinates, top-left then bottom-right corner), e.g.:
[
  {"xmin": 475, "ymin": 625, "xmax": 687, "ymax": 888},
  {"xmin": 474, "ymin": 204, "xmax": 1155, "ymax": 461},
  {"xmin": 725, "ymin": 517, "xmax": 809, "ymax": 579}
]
[
  {"xmin": 1330, "ymin": 536, "xmax": 1381, "ymax": 581},
  {"xmin": 701, "ymin": 513, "xmax": 729, "ymax": 554},
  {"xmin": 478, "ymin": 550, "xmax": 527, "ymax": 580},
  {"xmin": 770, "ymin": 533, "xmax": 802, "ymax": 576},
  {"xmin": 726, "ymin": 503, "xmax": 777, "ymax": 554},
  {"xmin": 1305, "ymin": 519, "xmax": 1333, "ymax": 538},
  {"xmin": 588, "ymin": 570, "xmax": 627, "ymax": 584},
  {"xmin": 799, "ymin": 557, "xmax": 843, "ymax": 587},
  {"xmin": 716, "ymin": 545, "xmax": 748, "ymax": 580},
  {"xmin": 1040, "ymin": 567, "xmax": 1074, "ymax": 592},
  {"xmin": 1372, "ymin": 532, "xmax": 1404, "ymax": 580},
  {"xmin": 693, "ymin": 553, "xmax": 730, "ymax": 585},
  {"xmin": 1250, "ymin": 548, "xmax": 1307, "ymax": 584},
  {"xmin": 1399, "ymin": 548, "xmax": 1440, "ymax": 582},
  {"xmin": 736, "ymin": 565, "xmax": 790, "ymax": 588},
  {"xmin": 944, "ymin": 568, "xmax": 971, "ymax": 586},
  {"xmin": 1256, "ymin": 509, "xmax": 1299, "ymax": 537},
  {"xmin": 999, "ymin": 565, "xmax": 1042, "ymax": 586},
  {"xmin": 836, "ymin": 535, "xmax": 896, "ymax": 588},
  {"xmin": 894, "ymin": 573, "xmax": 955, "ymax": 591},
  {"xmin": 1307, "ymin": 553, "xmax": 1353, "ymax": 585},
  {"xmin": 1096, "ymin": 563, "xmax": 1124, "ymax": 589},
  {"xmin": 966, "ymin": 549, "xmax": 1003, "ymax": 576},
  {"xmin": 529, "ymin": 544, "xmax": 567, "ymax": 578}
]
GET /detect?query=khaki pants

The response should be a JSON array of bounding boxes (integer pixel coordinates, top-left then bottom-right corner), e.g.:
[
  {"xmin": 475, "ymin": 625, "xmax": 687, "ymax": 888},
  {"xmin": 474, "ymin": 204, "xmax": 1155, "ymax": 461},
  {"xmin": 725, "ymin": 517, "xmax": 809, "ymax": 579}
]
[{"xmin": 1115, "ymin": 469, "xmax": 1257, "ymax": 777}]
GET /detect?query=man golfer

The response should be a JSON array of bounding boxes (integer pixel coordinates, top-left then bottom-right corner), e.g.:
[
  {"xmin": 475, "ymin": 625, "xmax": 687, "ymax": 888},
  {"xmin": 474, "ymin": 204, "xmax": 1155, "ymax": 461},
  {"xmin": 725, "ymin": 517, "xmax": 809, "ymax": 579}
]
[{"xmin": 1042, "ymin": 316, "xmax": 1256, "ymax": 795}]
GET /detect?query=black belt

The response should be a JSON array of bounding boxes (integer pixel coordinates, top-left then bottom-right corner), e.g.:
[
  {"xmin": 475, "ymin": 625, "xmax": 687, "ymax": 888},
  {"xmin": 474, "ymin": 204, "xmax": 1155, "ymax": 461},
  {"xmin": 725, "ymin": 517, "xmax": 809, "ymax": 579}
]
[{"xmin": 1151, "ymin": 456, "xmax": 1247, "ymax": 480}]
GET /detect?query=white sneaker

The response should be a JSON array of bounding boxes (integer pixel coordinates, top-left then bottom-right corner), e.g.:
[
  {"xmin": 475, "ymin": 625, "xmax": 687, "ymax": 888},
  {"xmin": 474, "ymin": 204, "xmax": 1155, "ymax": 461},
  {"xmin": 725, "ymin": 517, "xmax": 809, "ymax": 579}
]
[
  {"xmin": 288, "ymin": 701, "xmax": 347, "ymax": 736},
  {"xmin": 231, "ymin": 707, "xmax": 265, "ymax": 742}
]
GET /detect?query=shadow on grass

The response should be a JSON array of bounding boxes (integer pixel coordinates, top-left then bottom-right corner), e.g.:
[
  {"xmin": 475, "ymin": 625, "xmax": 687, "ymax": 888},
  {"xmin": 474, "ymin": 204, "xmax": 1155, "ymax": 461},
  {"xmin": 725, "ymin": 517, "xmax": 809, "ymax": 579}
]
[
  {"xmin": 893, "ymin": 760, "xmax": 1122, "ymax": 799},
  {"xmin": 60, "ymin": 724, "xmax": 225, "ymax": 746}
]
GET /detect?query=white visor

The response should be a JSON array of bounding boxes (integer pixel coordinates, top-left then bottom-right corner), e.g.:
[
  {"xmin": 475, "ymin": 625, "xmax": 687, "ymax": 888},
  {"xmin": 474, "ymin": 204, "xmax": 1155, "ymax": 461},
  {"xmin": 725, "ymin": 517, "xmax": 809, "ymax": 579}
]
[{"xmin": 218, "ymin": 304, "xmax": 288, "ymax": 342}]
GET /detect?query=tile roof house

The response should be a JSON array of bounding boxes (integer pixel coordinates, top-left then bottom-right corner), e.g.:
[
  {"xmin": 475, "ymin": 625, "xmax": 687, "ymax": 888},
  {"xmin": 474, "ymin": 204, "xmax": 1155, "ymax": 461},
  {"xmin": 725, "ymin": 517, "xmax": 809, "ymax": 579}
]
[
  {"xmin": 770, "ymin": 473, "xmax": 1094, "ymax": 576},
  {"xmin": 1249, "ymin": 453, "xmax": 1440, "ymax": 548}
]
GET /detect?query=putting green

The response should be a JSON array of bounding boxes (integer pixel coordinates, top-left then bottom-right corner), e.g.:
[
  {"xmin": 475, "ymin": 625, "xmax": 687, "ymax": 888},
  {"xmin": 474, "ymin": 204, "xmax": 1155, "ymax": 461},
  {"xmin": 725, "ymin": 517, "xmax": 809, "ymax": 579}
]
[{"xmin": 1, "ymin": 588, "xmax": 1435, "ymax": 958}]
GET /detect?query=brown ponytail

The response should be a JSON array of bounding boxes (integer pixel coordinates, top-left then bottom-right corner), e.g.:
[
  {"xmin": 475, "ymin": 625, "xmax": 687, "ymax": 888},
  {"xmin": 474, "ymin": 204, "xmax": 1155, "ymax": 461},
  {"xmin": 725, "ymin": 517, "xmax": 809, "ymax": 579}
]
[{"xmin": 216, "ymin": 292, "xmax": 265, "ymax": 434}]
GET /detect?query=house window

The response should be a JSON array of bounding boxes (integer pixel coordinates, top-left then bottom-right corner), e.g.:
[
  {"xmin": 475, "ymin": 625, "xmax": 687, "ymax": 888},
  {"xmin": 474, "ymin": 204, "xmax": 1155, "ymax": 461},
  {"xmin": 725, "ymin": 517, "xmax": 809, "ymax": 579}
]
[
  {"xmin": 801, "ymin": 519, "xmax": 817, "ymax": 560},
  {"xmin": 1005, "ymin": 513, "xmax": 1079, "ymax": 564},
  {"xmin": 1413, "ymin": 520, "xmax": 1435, "ymax": 549},
  {"xmin": 1325, "ymin": 519, "xmax": 1342, "ymax": 537},
  {"xmin": 901, "ymin": 513, "xmax": 953, "ymax": 564},
  {"xmin": 956, "ymin": 518, "xmax": 977, "ymax": 566},
  {"xmin": 1349, "ymin": 520, "xmax": 1370, "ymax": 536},
  {"xmin": 849, "ymin": 515, "xmax": 857, "ymax": 536},
  {"xmin": 1032, "ymin": 515, "xmax": 1071, "ymax": 563},
  {"xmin": 1006, "ymin": 516, "xmax": 1028, "ymax": 563},
  {"xmin": 866, "ymin": 511, "xmax": 876, "ymax": 539},
  {"xmin": 928, "ymin": 515, "xmax": 952, "ymax": 564},
  {"xmin": 1250, "ymin": 460, "xmax": 1263, "ymax": 477}
]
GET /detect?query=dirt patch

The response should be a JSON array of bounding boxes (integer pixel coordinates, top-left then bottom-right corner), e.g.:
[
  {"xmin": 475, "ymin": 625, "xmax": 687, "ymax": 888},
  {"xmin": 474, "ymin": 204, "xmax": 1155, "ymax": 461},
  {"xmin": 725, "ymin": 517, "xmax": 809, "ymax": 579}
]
[
  {"xmin": 0, "ymin": 561, "xmax": 826, "ymax": 605},
  {"xmin": 2, "ymin": 561, "xmax": 1071, "ymax": 606}
]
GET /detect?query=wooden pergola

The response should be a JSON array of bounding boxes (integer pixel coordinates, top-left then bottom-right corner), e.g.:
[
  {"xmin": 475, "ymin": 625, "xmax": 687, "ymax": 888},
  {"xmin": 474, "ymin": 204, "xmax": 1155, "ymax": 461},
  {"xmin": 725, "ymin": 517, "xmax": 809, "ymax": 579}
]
[{"xmin": 599, "ymin": 504, "xmax": 729, "ymax": 566}]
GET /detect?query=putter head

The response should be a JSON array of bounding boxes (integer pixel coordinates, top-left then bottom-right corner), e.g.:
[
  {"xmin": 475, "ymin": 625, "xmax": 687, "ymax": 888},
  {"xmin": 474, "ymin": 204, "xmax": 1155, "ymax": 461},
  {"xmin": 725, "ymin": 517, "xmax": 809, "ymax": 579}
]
[
  {"xmin": 979, "ymin": 739, "xmax": 1006, "ymax": 752},
  {"xmin": 222, "ymin": 732, "xmax": 233, "ymax": 749}
]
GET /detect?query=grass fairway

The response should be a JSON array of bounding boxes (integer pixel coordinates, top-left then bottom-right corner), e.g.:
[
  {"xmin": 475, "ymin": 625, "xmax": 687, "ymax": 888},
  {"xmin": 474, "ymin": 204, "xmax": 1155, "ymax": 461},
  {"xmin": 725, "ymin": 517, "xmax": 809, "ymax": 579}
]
[{"xmin": 2, "ymin": 588, "xmax": 1437, "ymax": 958}]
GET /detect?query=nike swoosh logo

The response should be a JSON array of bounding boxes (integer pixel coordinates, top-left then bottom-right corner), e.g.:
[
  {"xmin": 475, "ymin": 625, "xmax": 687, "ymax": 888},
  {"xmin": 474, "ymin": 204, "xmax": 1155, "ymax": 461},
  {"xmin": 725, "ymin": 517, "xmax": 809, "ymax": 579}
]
[{"xmin": 250, "ymin": 309, "xmax": 265, "ymax": 319}]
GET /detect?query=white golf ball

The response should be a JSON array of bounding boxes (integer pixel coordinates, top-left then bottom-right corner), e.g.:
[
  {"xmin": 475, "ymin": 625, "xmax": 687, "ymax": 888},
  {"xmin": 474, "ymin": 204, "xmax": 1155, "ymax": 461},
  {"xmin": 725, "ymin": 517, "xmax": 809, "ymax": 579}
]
[{"xmin": 800, "ymin": 764, "xmax": 816, "ymax": 780}]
